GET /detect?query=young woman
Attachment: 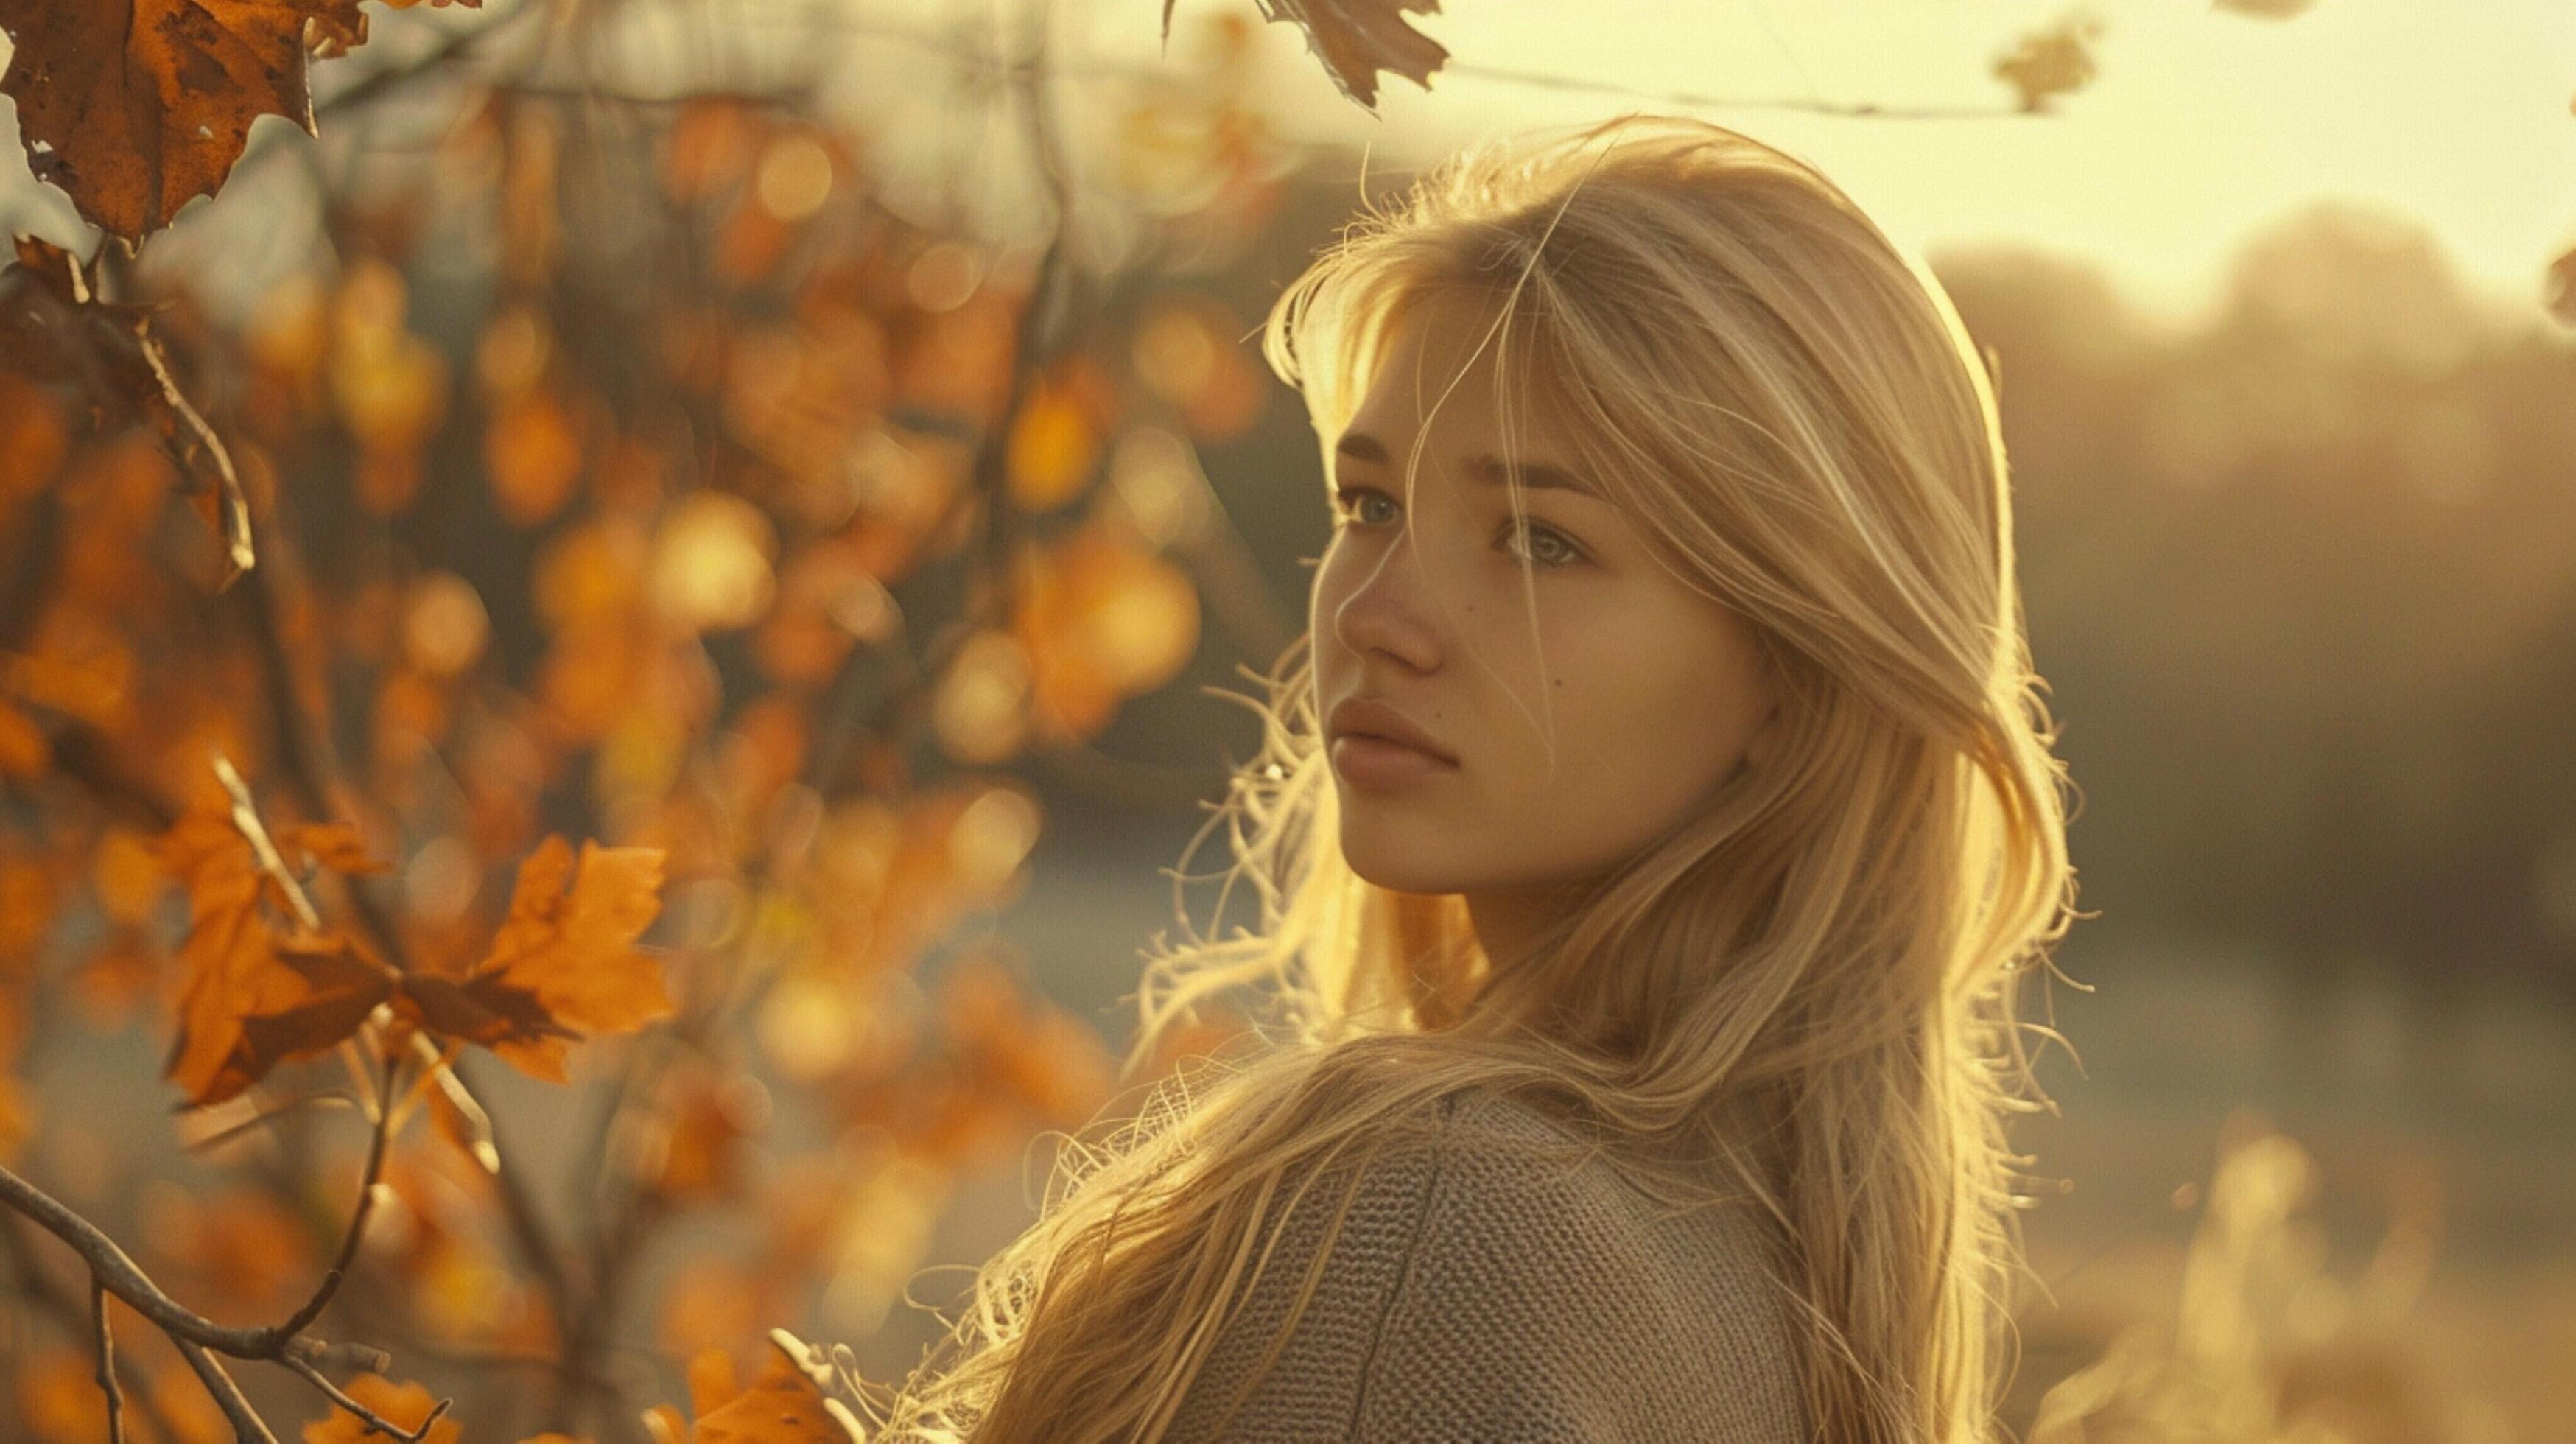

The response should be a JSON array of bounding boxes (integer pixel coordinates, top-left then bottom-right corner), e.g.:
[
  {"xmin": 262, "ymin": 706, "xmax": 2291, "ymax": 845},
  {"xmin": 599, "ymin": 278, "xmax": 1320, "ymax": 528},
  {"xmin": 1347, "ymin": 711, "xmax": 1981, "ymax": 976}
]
[{"xmin": 861, "ymin": 112, "xmax": 2081, "ymax": 1443}]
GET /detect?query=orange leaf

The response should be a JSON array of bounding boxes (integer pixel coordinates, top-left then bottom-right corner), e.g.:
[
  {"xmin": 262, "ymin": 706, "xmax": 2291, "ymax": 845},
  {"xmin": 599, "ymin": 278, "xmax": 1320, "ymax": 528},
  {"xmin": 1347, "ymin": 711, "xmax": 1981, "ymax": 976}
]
[
  {"xmin": 0, "ymin": 0, "xmax": 371, "ymax": 240},
  {"xmin": 396, "ymin": 836, "xmax": 671, "ymax": 1081},
  {"xmin": 155, "ymin": 796, "xmax": 394, "ymax": 1106},
  {"xmin": 687, "ymin": 1338, "xmax": 853, "ymax": 1443}
]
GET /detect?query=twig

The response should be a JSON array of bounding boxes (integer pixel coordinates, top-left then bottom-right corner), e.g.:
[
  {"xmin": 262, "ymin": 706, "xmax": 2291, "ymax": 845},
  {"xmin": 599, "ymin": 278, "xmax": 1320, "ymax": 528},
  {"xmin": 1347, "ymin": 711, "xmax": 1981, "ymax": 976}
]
[
  {"xmin": 1, "ymin": 1219, "xmax": 187, "ymax": 1442},
  {"xmin": 273, "ymin": 1050, "xmax": 405, "ymax": 1341},
  {"xmin": 313, "ymin": 1, "xmax": 548, "ymax": 119},
  {"xmin": 212, "ymin": 751, "xmax": 322, "ymax": 931},
  {"xmin": 185, "ymin": 1091, "xmax": 365, "ymax": 1154},
  {"xmin": 281, "ymin": 1351, "xmax": 454, "ymax": 1442},
  {"xmin": 0, "ymin": 1051, "xmax": 446, "ymax": 1442},
  {"xmin": 0, "ymin": 1162, "xmax": 290, "ymax": 1356},
  {"xmin": 1439, "ymin": 58, "xmax": 2041, "ymax": 120},
  {"xmin": 174, "ymin": 1339, "xmax": 279, "ymax": 1444},
  {"xmin": 134, "ymin": 326, "xmax": 256, "ymax": 586},
  {"xmin": 92, "ymin": 1275, "xmax": 126, "ymax": 1444}
]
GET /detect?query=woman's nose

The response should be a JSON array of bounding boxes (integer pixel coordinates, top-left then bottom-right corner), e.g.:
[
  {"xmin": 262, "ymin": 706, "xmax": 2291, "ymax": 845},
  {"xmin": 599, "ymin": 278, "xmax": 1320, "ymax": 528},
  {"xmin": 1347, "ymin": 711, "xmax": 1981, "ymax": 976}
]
[{"xmin": 1330, "ymin": 541, "xmax": 1445, "ymax": 674}]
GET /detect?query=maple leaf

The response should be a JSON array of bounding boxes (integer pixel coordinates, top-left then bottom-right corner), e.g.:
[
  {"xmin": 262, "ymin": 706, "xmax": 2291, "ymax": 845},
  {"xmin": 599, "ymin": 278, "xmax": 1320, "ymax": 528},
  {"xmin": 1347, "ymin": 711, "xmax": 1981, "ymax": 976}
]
[
  {"xmin": 650, "ymin": 1335, "xmax": 858, "ymax": 1444},
  {"xmin": 155, "ymin": 793, "xmax": 398, "ymax": 1106},
  {"xmin": 1162, "ymin": 0, "xmax": 1448, "ymax": 113},
  {"xmin": 0, "ymin": 0, "xmax": 371, "ymax": 241},
  {"xmin": 395, "ymin": 835, "xmax": 672, "ymax": 1082}
]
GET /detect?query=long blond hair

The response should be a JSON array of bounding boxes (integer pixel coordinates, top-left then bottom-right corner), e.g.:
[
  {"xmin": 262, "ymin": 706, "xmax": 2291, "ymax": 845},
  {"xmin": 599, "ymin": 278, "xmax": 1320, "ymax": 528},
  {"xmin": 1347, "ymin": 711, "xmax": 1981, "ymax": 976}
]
[{"xmin": 857, "ymin": 113, "xmax": 2082, "ymax": 1443}]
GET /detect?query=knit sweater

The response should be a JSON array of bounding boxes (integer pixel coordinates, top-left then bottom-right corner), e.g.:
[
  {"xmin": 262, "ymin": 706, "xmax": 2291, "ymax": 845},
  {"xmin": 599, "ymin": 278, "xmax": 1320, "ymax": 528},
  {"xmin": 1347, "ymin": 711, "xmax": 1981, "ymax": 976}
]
[{"xmin": 1161, "ymin": 1089, "xmax": 1812, "ymax": 1442}]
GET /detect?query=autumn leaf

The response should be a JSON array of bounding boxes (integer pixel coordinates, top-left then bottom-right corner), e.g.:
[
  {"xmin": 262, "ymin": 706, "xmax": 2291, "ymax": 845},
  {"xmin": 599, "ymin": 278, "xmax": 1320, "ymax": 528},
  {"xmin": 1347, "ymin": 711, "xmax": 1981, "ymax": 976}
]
[
  {"xmin": 0, "ymin": 0, "xmax": 371, "ymax": 240},
  {"xmin": 155, "ymin": 795, "xmax": 399, "ymax": 1106},
  {"xmin": 395, "ymin": 835, "xmax": 672, "ymax": 1082},
  {"xmin": 647, "ymin": 1334, "xmax": 859, "ymax": 1443},
  {"xmin": 1163, "ymin": 0, "xmax": 1448, "ymax": 113},
  {"xmin": 1993, "ymin": 15, "xmax": 2104, "ymax": 114}
]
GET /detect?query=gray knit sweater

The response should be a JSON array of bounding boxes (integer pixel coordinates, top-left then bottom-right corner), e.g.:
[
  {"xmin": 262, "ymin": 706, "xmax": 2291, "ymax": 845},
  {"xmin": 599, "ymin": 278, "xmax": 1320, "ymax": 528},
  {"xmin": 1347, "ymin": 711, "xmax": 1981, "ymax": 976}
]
[{"xmin": 1162, "ymin": 1090, "xmax": 1812, "ymax": 1442}]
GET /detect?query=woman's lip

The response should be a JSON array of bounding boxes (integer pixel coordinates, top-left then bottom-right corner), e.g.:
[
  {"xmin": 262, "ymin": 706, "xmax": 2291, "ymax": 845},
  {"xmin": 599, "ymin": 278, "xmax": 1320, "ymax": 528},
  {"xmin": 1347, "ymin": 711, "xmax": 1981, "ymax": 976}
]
[{"xmin": 1330, "ymin": 734, "xmax": 1459, "ymax": 788}]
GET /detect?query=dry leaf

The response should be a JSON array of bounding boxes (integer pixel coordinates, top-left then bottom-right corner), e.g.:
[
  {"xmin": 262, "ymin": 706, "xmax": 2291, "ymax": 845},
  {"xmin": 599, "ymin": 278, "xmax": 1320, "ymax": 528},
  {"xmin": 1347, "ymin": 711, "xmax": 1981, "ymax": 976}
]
[
  {"xmin": 682, "ymin": 1336, "xmax": 858, "ymax": 1443},
  {"xmin": 156, "ymin": 794, "xmax": 396, "ymax": 1106},
  {"xmin": 0, "ymin": 0, "xmax": 371, "ymax": 239},
  {"xmin": 396, "ymin": 835, "xmax": 672, "ymax": 1082},
  {"xmin": 1163, "ymin": 0, "xmax": 1447, "ymax": 113},
  {"xmin": 1993, "ymin": 15, "xmax": 2104, "ymax": 114}
]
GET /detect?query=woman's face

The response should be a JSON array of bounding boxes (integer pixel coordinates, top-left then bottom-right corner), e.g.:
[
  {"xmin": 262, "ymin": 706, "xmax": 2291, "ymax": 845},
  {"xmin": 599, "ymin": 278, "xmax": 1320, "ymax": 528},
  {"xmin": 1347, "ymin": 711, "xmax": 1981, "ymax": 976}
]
[{"xmin": 1310, "ymin": 290, "xmax": 1777, "ymax": 931}]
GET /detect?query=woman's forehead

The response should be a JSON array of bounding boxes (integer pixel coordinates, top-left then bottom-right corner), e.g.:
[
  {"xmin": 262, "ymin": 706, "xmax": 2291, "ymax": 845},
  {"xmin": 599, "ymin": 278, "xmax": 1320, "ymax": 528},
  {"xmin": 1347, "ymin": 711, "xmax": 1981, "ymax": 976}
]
[{"xmin": 1344, "ymin": 294, "xmax": 1578, "ymax": 445}]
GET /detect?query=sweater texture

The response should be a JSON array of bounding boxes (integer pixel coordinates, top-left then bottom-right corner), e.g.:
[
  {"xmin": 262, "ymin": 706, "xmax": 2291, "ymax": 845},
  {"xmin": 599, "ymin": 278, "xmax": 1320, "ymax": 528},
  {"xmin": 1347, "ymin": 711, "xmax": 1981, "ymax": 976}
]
[{"xmin": 1161, "ymin": 1089, "xmax": 1812, "ymax": 1442}]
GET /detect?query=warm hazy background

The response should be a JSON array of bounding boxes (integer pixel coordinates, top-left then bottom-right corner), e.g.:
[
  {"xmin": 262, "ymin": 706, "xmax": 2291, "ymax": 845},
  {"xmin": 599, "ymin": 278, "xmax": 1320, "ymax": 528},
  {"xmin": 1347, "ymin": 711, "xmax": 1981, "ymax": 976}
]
[{"xmin": 1, "ymin": 0, "xmax": 2570, "ymax": 1439}]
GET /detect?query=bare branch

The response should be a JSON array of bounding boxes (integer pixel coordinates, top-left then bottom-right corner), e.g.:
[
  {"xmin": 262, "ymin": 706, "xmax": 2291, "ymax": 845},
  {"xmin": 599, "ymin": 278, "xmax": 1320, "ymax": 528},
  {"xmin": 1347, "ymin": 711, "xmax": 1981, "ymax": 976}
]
[
  {"xmin": 175, "ymin": 1338, "xmax": 280, "ymax": 1444},
  {"xmin": 274, "ymin": 1049, "xmax": 405, "ymax": 1339},
  {"xmin": 211, "ymin": 750, "xmax": 323, "ymax": 931},
  {"xmin": 135, "ymin": 323, "xmax": 256, "ymax": 586},
  {"xmin": 92, "ymin": 1275, "xmax": 126, "ymax": 1444},
  {"xmin": 281, "ymin": 1350, "xmax": 455, "ymax": 1442}
]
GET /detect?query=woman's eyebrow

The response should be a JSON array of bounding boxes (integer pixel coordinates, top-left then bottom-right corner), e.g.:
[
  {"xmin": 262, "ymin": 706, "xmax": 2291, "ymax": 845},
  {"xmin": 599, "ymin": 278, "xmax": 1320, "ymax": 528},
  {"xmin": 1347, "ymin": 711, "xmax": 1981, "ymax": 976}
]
[{"xmin": 1335, "ymin": 430, "xmax": 1601, "ymax": 499}]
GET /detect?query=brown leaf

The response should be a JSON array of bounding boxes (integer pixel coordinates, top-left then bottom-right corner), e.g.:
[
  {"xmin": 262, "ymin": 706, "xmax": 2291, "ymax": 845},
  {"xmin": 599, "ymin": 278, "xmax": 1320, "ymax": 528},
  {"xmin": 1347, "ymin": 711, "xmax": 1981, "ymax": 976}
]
[
  {"xmin": 1993, "ymin": 15, "xmax": 2104, "ymax": 114},
  {"xmin": 234, "ymin": 932, "xmax": 399, "ymax": 1077},
  {"xmin": 1164, "ymin": 0, "xmax": 1447, "ymax": 113},
  {"xmin": 0, "ymin": 0, "xmax": 371, "ymax": 240}
]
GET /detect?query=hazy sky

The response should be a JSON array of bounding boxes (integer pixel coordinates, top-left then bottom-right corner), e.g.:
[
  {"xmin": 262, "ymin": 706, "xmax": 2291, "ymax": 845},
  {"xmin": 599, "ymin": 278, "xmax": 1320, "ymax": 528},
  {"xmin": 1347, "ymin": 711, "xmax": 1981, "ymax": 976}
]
[
  {"xmin": 3, "ymin": 0, "xmax": 2567, "ymax": 327},
  {"xmin": 1078, "ymin": 0, "xmax": 2576, "ymax": 326}
]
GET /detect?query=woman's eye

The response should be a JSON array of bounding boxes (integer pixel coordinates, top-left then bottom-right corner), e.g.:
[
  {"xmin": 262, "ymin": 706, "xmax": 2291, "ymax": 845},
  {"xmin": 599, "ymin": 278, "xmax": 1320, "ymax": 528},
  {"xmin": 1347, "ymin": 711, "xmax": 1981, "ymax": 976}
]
[
  {"xmin": 1502, "ymin": 520, "xmax": 1582, "ymax": 568},
  {"xmin": 1331, "ymin": 485, "xmax": 1581, "ymax": 568},
  {"xmin": 1333, "ymin": 485, "xmax": 1400, "ymax": 527}
]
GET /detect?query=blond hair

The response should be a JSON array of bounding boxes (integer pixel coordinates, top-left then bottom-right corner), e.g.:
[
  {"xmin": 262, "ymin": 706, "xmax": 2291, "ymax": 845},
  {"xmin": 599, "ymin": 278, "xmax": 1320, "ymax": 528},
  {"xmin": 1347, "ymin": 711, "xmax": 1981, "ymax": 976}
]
[{"xmin": 857, "ymin": 113, "xmax": 2082, "ymax": 1443}]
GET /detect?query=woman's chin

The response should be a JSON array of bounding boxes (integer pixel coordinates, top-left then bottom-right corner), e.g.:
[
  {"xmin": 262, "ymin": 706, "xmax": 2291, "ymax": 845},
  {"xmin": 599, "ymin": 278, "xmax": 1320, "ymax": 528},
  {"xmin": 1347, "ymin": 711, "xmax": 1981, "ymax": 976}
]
[{"xmin": 1338, "ymin": 821, "xmax": 1459, "ymax": 895}]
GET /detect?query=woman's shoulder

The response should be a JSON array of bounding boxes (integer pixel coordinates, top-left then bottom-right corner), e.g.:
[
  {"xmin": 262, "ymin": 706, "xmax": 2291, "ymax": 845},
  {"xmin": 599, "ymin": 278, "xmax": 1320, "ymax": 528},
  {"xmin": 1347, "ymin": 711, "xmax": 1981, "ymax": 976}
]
[{"xmin": 1163, "ymin": 1084, "xmax": 1811, "ymax": 1441}]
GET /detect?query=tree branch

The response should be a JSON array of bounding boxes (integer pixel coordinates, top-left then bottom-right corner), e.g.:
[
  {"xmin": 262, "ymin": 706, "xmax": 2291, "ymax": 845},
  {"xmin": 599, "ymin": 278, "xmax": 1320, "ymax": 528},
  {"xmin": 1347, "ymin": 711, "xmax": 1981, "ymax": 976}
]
[{"xmin": 91, "ymin": 1275, "xmax": 126, "ymax": 1444}]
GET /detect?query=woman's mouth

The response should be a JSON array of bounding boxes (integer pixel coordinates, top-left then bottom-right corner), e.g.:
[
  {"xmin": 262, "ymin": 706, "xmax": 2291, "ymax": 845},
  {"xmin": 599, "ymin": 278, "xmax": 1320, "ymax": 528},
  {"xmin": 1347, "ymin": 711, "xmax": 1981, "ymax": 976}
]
[{"xmin": 1330, "ymin": 733, "xmax": 1459, "ymax": 788}]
